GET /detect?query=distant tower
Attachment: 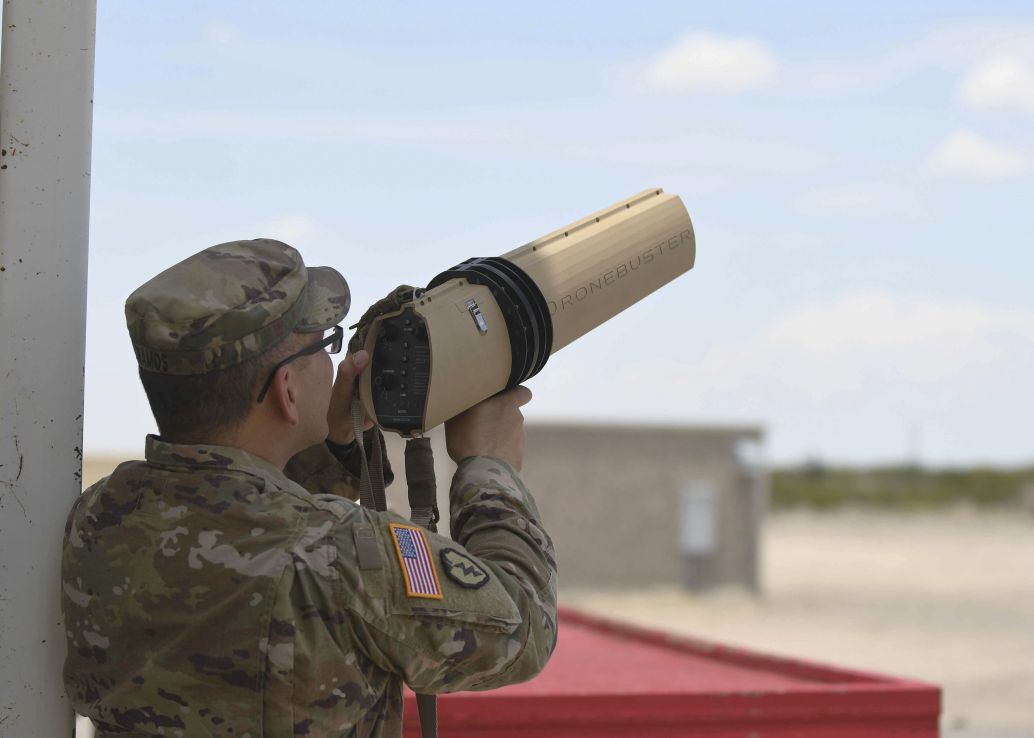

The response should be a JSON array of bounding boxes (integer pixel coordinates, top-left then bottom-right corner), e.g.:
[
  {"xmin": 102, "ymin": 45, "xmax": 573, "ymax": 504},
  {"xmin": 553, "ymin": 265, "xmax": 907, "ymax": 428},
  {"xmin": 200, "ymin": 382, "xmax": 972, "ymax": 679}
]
[{"xmin": 907, "ymin": 421, "xmax": 922, "ymax": 468}]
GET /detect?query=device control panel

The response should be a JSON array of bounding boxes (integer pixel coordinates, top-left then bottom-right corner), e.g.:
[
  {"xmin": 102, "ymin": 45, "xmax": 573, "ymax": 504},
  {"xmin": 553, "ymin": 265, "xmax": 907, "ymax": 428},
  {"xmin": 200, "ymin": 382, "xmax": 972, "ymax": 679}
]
[{"xmin": 370, "ymin": 307, "xmax": 430, "ymax": 434}]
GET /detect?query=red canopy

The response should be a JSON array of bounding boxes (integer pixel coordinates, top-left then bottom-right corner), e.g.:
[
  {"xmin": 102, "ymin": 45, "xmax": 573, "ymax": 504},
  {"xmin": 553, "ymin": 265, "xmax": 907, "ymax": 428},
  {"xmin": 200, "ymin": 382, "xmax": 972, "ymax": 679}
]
[{"xmin": 404, "ymin": 608, "xmax": 939, "ymax": 737}]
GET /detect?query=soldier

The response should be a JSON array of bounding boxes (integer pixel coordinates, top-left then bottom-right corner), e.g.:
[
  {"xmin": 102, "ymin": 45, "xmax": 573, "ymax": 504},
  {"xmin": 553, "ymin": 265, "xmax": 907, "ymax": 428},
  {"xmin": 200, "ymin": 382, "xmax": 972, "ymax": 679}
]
[{"xmin": 61, "ymin": 239, "xmax": 558, "ymax": 737}]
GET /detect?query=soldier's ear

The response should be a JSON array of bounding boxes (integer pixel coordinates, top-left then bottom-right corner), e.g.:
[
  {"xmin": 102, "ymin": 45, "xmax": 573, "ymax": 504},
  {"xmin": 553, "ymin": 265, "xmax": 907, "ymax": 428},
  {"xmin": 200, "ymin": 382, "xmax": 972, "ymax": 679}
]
[{"xmin": 269, "ymin": 367, "xmax": 301, "ymax": 426}]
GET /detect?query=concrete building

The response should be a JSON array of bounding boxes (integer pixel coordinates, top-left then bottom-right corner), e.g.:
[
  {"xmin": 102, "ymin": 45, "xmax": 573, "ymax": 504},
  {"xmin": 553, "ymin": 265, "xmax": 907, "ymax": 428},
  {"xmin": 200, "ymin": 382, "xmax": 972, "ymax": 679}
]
[{"xmin": 383, "ymin": 422, "xmax": 767, "ymax": 593}]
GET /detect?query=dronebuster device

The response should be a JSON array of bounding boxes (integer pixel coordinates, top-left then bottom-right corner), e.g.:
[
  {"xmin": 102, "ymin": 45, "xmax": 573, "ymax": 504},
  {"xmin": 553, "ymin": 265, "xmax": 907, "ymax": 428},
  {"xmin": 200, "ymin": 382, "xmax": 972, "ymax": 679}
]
[{"xmin": 357, "ymin": 188, "xmax": 695, "ymax": 436}]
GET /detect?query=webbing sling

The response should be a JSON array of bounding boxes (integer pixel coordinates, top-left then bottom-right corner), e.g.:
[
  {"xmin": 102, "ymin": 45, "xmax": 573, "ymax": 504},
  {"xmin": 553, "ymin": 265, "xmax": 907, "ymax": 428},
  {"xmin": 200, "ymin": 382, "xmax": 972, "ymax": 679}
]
[
  {"xmin": 352, "ymin": 390, "xmax": 440, "ymax": 738},
  {"xmin": 405, "ymin": 436, "xmax": 441, "ymax": 738}
]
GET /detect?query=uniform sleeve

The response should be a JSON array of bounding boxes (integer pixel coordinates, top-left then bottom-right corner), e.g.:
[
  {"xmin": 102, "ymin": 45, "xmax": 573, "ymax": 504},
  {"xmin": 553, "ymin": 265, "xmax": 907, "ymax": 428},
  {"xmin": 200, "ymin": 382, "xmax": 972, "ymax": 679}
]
[
  {"xmin": 284, "ymin": 429, "xmax": 393, "ymax": 501},
  {"xmin": 338, "ymin": 456, "xmax": 558, "ymax": 694}
]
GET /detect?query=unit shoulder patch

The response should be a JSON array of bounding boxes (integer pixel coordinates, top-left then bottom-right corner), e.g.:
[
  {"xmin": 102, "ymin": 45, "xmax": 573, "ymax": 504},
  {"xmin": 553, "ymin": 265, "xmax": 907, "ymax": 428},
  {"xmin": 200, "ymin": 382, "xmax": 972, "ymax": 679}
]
[
  {"xmin": 440, "ymin": 548, "xmax": 490, "ymax": 589},
  {"xmin": 389, "ymin": 523, "xmax": 443, "ymax": 599}
]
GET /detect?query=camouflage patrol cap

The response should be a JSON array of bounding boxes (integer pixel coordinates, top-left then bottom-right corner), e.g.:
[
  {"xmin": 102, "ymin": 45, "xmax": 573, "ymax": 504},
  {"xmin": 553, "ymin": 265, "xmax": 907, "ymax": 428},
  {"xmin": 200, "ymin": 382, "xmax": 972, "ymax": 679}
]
[{"xmin": 125, "ymin": 239, "xmax": 350, "ymax": 375}]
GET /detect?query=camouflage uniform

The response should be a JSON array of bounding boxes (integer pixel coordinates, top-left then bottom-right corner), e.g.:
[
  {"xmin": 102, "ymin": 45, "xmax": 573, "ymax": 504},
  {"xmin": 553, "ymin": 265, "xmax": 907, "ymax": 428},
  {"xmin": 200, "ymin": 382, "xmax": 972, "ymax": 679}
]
[{"xmin": 61, "ymin": 240, "xmax": 558, "ymax": 737}]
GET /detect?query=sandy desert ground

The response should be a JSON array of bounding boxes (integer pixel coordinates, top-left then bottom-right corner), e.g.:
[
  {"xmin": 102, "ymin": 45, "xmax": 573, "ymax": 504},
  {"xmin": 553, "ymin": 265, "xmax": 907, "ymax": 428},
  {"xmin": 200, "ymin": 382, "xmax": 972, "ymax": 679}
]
[
  {"xmin": 566, "ymin": 509, "xmax": 1034, "ymax": 738},
  {"xmin": 79, "ymin": 458, "xmax": 1033, "ymax": 736}
]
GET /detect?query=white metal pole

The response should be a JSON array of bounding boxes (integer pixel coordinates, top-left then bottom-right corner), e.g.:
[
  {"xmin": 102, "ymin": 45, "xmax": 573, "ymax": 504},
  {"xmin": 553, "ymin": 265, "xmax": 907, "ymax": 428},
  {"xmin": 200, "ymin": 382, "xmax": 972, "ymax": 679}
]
[{"xmin": 0, "ymin": 0, "xmax": 97, "ymax": 735}]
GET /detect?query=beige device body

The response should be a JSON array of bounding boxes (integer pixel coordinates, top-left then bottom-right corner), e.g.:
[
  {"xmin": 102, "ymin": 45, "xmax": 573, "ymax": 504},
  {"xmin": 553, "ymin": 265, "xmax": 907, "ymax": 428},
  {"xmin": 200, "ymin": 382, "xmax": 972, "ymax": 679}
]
[
  {"xmin": 358, "ymin": 188, "xmax": 695, "ymax": 436},
  {"xmin": 504, "ymin": 188, "xmax": 694, "ymax": 352}
]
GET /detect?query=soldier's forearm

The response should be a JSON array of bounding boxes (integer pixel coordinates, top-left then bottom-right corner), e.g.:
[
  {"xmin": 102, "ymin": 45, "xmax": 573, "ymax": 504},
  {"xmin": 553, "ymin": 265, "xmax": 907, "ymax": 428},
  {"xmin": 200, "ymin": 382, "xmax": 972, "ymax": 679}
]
[
  {"xmin": 446, "ymin": 456, "xmax": 558, "ymax": 688},
  {"xmin": 450, "ymin": 458, "xmax": 554, "ymax": 577}
]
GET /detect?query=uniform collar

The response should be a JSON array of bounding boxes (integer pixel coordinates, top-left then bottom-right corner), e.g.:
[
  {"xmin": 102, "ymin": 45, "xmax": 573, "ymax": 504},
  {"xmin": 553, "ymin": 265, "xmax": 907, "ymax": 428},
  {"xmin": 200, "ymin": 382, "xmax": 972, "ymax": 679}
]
[{"xmin": 144, "ymin": 434, "xmax": 288, "ymax": 485}]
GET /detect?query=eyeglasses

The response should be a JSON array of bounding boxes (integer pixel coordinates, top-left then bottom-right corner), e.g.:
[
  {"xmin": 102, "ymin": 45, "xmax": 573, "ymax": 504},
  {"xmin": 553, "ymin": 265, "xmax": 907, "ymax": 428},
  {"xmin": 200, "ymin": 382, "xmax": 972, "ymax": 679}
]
[{"xmin": 256, "ymin": 325, "xmax": 344, "ymax": 403}]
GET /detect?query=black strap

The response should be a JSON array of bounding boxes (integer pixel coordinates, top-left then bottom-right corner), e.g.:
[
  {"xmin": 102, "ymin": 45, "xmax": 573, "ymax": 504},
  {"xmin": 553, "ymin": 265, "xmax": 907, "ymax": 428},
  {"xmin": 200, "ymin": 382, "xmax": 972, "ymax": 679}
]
[
  {"xmin": 352, "ymin": 383, "xmax": 386, "ymax": 512},
  {"xmin": 415, "ymin": 693, "xmax": 439, "ymax": 738},
  {"xmin": 405, "ymin": 436, "xmax": 440, "ymax": 738},
  {"xmin": 353, "ymin": 389, "xmax": 439, "ymax": 738},
  {"xmin": 405, "ymin": 437, "xmax": 440, "ymax": 532}
]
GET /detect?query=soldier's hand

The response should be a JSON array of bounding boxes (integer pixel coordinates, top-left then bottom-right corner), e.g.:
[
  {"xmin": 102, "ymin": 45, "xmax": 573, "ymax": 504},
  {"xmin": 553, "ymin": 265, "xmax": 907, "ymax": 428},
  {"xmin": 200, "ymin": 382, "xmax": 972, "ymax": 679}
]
[
  {"xmin": 326, "ymin": 350, "xmax": 374, "ymax": 445},
  {"xmin": 445, "ymin": 386, "xmax": 532, "ymax": 472}
]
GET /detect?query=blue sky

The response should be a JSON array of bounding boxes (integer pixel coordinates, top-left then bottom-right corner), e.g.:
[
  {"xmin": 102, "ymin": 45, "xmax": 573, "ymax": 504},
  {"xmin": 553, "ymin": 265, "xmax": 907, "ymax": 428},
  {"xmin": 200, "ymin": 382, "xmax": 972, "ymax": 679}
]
[{"xmin": 83, "ymin": 2, "xmax": 1034, "ymax": 464}]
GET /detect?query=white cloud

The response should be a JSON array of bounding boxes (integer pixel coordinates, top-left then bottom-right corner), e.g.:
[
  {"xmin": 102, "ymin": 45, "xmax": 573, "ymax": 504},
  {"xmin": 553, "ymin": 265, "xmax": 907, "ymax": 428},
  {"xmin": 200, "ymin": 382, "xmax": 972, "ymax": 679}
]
[
  {"xmin": 632, "ymin": 23, "xmax": 1034, "ymax": 100},
  {"xmin": 918, "ymin": 24, "xmax": 1034, "ymax": 66},
  {"xmin": 530, "ymin": 293, "xmax": 1034, "ymax": 464},
  {"xmin": 957, "ymin": 57, "xmax": 1034, "ymax": 114},
  {"xmin": 643, "ymin": 32, "xmax": 778, "ymax": 93},
  {"xmin": 772, "ymin": 23, "xmax": 1034, "ymax": 96},
  {"xmin": 757, "ymin": 294, "xmax": 1027, "ymax": 374},
  {"xmin": 645, "ymin": 293, "xmax": 1033, "ymax": 404},
  {"xmin": 929, "ymin": 131, "xmax": 1025, "ymax": 179}
]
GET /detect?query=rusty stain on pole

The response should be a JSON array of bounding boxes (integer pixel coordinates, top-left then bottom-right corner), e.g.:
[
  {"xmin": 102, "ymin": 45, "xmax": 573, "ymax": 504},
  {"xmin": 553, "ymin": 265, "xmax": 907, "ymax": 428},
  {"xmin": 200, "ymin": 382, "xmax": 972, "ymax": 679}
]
[{"xmin": 0, "ymin": 0, "xmax": 97, "ymax": 735}]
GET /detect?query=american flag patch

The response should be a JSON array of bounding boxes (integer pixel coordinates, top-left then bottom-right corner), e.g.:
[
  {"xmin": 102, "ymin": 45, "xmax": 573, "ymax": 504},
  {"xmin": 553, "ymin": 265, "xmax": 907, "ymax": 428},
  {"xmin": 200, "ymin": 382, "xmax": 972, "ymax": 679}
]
[{"xmin": 389, "ymin": 524, "xmax": 443, "ymax": 599}]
